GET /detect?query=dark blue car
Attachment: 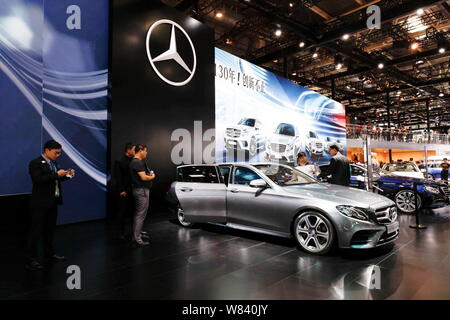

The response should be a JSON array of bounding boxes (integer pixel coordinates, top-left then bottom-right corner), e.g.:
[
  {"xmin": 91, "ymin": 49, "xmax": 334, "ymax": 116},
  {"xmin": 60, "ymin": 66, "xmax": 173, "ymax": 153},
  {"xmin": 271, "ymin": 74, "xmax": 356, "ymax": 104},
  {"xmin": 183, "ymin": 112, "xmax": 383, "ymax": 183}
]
[{"xmin": 320, "ymin": 164, "xmax": 449, "ymax": 213}]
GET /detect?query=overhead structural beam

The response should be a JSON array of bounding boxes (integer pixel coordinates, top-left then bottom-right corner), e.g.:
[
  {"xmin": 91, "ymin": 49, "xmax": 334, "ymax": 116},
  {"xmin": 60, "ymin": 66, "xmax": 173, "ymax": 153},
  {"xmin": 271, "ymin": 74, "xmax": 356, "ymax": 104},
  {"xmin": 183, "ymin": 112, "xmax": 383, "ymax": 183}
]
[
  {"xmin": 318, "ymin": 49, "xmax": 448, "ymax": 82},
  {"xmin": 251, "ymin": 0, "xmax": 446, "ymax": 65}
]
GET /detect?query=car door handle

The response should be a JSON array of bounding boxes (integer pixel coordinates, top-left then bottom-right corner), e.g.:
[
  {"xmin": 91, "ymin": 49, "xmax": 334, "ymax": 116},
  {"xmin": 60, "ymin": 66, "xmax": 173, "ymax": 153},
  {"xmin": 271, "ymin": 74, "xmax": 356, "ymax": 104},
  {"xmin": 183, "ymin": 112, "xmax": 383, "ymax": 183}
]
[
  {"xmin": 230, "ymin": 188, "xmax": 239, "ymax": 193},
  {"xmin": 180, "ymin": 187, "xmax": 193, "ymax": 192}
]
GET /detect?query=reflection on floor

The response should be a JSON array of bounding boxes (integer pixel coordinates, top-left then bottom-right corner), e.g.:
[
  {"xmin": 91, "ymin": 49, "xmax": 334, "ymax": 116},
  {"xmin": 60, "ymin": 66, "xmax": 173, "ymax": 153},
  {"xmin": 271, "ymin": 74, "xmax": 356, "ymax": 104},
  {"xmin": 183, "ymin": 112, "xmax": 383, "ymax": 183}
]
[{"xmin": 1, "ymin": 207, "xmax": 450, "ymax": 300}]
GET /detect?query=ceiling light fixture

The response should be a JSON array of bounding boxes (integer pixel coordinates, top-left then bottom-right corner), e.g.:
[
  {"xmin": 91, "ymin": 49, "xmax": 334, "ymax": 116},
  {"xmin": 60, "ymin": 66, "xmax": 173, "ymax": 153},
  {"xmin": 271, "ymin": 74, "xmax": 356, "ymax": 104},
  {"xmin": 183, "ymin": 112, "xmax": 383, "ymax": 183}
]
[
  {"xmin": 312, "ymin": 52, "xmax": 318, "ymax": 58},
  {"xmin": 342, "ymin": 34, "xmax": 350, "ymax": 40},
  {"xmin": 378, "ymin": 63, "xmax": 384, "ymax": 69},
  {"xmin": 299, "ymin": 41, "xmax": 305, "ymax": 48},
  {"xmin": 275, "ymin": 29, "xmax": 282, "ymax": 37},
  {"xmin": 215, "ymin": 11, "xmax": 223, "ymax": 18},
  {"xmin": 416, "ymin": 8, "xmax": 424, "ymax": 15},
  {"xmin": 410, "ymin": 42, "xmax": 419, "ymax": 50}
]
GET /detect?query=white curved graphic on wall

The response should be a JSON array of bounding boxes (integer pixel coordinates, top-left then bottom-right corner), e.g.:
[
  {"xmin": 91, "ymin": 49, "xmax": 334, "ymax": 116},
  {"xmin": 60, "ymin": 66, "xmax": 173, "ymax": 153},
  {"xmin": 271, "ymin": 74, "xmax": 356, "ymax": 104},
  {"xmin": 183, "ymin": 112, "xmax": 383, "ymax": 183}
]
[{"xmin": 0, "ymin": 3, "xmax": 107, "ymax": 188}]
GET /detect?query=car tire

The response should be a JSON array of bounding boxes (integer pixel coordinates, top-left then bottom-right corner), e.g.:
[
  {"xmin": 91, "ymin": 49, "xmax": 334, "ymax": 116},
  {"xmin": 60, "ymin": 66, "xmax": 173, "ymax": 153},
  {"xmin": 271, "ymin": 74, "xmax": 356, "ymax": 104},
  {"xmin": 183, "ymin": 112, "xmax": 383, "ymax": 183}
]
[
  {"xmin": 293, "ymin": 211, "xmax": 335, "ymax": 255},
  {"xmin": 249, "ymin": 137, "xmax": 257, "ymax": 157},
  {"xmin": 394, "ymin": 189, "xmax": 422, "ymax": 213},
  {"xmin": 177, "ymin": 204, "xmax": 194, "ymax": 227}
]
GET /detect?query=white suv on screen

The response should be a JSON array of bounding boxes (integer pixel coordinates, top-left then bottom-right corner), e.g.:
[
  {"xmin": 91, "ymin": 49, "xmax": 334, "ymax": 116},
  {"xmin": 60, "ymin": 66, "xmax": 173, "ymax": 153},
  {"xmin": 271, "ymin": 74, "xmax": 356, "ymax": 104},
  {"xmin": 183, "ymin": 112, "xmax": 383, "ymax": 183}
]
[
  {"xmin": 306, "ymin": 131, "xmax": 325, "ymax": 156},
  {"xmin": 224, "ymin": 118, "xmax": 266, "ymax": 156},
  {"xmin": 266, "ymin": 123, "xmax": 302, "ymax": 162}
]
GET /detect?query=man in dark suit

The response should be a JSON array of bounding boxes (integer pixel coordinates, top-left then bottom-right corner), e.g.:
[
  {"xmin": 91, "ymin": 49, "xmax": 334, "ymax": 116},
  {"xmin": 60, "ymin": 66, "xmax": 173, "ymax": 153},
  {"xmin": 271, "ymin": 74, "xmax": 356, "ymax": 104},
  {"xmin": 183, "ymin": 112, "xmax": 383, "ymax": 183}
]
[
  {"xmin": 113, "ymin": 142, "xmax": 135, "ymax": 240},
  {"xmin": 319, "ymin": 144, "xmax": 351, "ymax": 186},
  {"xmin": 27, "ymin": 140, "xmax": 75, "ymax": 270}
]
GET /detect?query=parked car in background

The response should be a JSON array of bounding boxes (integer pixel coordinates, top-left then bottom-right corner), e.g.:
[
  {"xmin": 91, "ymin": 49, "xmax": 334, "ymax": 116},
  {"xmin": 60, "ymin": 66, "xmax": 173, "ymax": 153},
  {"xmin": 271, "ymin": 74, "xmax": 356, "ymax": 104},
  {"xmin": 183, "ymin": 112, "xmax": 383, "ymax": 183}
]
[
  {"xmin": 266, "ymin": 123, "xmax": 302, "ymax": 162},
  {"xmin": 225, "ymin": 118, "xmax": 266, "ymax": 157},
  {"xmin": 337, "ymin": 163, "xmax": 450, "ymax": 213},
  {"xmin": 167, "ymin": 163, "xmax": 399, "ymax": 255},
  {"xmin": 381, "ymin": 162, "xmax": 426, "ymax": 180}
]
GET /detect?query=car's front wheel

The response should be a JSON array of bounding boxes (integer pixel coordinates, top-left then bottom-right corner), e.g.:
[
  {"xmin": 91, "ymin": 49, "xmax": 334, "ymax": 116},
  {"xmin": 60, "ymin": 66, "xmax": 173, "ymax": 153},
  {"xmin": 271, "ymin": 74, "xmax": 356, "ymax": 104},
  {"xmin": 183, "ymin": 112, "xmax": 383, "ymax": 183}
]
[
  {"xmin": 394, "ymin": 189, "xmax": 422, "ymax": 213},
  {"xmin": 293, "ymin": 211, "xmax": 335, "ymax": 255},
  {"xmin": 177, "ymin": 205, "xmax": 194, "ymax": 227}
]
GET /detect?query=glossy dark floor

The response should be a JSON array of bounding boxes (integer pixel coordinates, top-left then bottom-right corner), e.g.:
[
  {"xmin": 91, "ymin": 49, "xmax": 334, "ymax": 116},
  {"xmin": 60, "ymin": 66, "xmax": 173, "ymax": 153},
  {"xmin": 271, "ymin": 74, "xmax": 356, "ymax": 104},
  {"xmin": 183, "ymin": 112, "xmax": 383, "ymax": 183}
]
[{"xmin": 1, "ymin": 207, "xmax": 450, "ymax": 300}]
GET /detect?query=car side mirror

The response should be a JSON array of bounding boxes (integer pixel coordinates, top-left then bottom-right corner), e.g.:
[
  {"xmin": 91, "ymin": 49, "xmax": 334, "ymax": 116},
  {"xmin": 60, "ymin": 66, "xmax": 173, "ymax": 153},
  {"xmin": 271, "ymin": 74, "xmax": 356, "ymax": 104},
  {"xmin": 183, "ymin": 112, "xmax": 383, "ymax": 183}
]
[{"xmin": 249, "ymin": 179, "xmax": 268, "ymax": 188}]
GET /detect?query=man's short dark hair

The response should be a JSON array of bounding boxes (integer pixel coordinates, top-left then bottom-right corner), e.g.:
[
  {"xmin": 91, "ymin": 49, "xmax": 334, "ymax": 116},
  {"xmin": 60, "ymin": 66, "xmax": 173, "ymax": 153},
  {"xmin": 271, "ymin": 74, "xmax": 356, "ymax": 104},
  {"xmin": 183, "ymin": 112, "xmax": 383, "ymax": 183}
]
[
  {"xmin": 43, "ymin": 140, "xmax": 62, "ymax": 151},
  {"xmin": 297, "ymin": 152, "xmax": 307, "ymax": 159},
  {"xmin": 444, "ymin": 158, "xmax": 448, "ymax": 161},
  {"xmin": 124, "ymin": 142, "xmax": 135, "ymax": 153},
  {"xmin": 135, "ymin": 144, "xmax": 147, "ymax": 153},
  {"xmin": 329, "ymin": 144, "xmax": 340, "ymax": 152}
]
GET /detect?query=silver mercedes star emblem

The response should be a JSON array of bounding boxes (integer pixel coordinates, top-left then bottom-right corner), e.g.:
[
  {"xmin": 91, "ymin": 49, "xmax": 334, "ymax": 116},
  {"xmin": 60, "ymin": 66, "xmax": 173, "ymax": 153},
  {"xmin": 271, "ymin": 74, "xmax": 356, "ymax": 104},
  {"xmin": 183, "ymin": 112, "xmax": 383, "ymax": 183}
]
[{"xmin": 146, "ymin": 19, "xmax": 197, "ymax": 87}]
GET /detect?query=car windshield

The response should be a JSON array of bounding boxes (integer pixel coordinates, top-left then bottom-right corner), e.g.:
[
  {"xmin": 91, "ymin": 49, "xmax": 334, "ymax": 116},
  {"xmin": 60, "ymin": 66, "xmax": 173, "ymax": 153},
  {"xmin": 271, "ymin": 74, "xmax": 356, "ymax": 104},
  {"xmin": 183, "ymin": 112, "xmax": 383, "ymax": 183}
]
[
  {"xmin": 382, "ymin": 163, "xmax": 419, "ymax": 173},
  {"xmin": 255, "ymin": 164, "xmax": 317, "ymax": 186},
  {"xmin": 275, "ymin": 124, "xmax": 295, "ymax": 136},
  {"xmin": 309, "ymin": 132, "xmax": 317, "ymax": 138},
  {"xmin": 238, "ymin": 118, "xmax": 255, "ymax": 127}
]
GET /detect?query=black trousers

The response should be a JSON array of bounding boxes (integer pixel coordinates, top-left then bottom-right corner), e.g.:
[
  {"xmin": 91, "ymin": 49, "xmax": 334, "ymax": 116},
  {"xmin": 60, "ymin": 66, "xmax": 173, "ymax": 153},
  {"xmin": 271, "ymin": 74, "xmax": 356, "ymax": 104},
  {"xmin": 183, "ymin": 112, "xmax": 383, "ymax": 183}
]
[
  {"xmin": 442, "ymin": 171, "xmax": 448, "ymax": 184},
  {"xmin": 27, "ymin": 205, "xmax": 58, "ymax": 260}
]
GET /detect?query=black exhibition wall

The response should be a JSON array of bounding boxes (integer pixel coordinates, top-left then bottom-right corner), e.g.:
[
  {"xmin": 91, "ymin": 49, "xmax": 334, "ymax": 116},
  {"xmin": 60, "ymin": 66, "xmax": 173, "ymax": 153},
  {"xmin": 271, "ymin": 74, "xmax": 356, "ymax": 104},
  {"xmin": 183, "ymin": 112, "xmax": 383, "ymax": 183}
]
[{"xmin": 111, "ymin": 0, "xmax": 215, "ymax": 210}]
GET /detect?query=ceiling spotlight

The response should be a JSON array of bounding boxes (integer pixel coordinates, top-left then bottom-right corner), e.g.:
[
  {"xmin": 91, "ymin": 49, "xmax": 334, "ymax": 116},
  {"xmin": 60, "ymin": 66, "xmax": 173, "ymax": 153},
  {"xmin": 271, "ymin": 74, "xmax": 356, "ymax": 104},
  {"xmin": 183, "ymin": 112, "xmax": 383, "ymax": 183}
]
[
  {"xmin": 275, "ymin": 29, "xmax": 282, "ymax": 37},
  {"xmin": 292, "ymin": 72, "xmax": 297, "ymax": 76},
  {"xmin": 215, "ymin": 11, "xmax": 223, "ymax": 18},
  {"xmin": 289, "ymin": 2, "xmax": 294, "ymax": 7},
  {"xmin": 336, "ymin": 63, "xmax": 343, "ymax": 70},
  {"xmin": 411, "ymin": 42, "xmax": 419, "ymax": 50},
  {"xmin": 397, "ymin": 90, "xmax": 402, "ymax": 95},
  {"xmin": 226, "ymin": 38, "xmax": 233, "ymax": 45},
  {"xmin": 312, "ymin": 52, "xmax": 318, "ymax": 58},
  {"xmin": 439, "ymin": 93, "xmax": 444, "ymax": 97},
  {"xmin": 416, "ymin": 8, "xmax": 424, "ymax": 15},
  {"xmin": 342, "ymin": 34, "xmax": 350, "ymax": 40},
  {"xmin": 378, "ymin": 63, "xmax": 384, "ymax": 69},
  {"xmin": 439, "ymin": 47, "xmax": 446, "ymax": 54},
  {"xmin": 273, "ymin": 59, "xmax": 279, "ymax": 63},
  {"xmin": 299, "ymin": 41, "xmax": 305, "ymax": 48},
  {"xmin": 416, "ymin": 60, "xmax": 424, "ymax": 64}
]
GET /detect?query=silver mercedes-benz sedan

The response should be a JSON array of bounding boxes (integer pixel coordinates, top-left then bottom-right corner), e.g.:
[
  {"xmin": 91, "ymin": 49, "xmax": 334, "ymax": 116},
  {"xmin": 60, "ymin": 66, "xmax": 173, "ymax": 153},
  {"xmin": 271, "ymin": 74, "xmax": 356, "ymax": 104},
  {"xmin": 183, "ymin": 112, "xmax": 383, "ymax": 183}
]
[{"xmin": 167, "ymin": 163, "xmax": 399, "ymax": 255}]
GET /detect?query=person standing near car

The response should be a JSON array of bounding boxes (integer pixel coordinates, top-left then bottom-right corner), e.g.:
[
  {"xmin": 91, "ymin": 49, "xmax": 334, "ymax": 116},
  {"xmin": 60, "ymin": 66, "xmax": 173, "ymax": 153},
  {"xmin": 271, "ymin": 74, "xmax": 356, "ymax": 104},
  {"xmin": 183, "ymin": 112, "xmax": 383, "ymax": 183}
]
[
  {"xmin": 295, "ymin": 152, "xmax": 319, "ymax": 178},
  {"xmin": 113, "ymin": 142, "xmax": 135, "ymax": 240},
  {"xmin": 440, "ymin": 158, "xmax": 449, "ymax": 184},
  {"xmin": 319, "ymin": 144, "xmax": 350, "ymax": 186},
  {"xmin": 129, "ymin": 144, "xmax": 155, "ymax": 246},
  {"xmin": 27, "ymin": 140, "xmax": 75, "ymax": 270}
]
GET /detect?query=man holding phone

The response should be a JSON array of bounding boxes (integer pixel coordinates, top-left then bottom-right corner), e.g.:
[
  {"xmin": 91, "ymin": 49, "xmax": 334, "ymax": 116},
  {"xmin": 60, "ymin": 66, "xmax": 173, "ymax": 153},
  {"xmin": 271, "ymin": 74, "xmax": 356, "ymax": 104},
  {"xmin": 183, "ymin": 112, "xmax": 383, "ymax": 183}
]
[
  {"xmin": 129, "ymin": 144, "xmax": 155, "ymax": 246},
  {"xmin": 27, "ymin": 140, "xmax": 75, "ymax": 270}
]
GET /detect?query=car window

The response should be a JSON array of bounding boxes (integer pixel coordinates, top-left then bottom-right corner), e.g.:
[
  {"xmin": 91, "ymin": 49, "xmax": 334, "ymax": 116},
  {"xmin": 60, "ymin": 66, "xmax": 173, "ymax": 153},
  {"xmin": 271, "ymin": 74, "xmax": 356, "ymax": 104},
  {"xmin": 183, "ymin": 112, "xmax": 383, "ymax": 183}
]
[
  {"xmin": 178, "ymin": 166, "xmax": 220, "ymax": 183},
  {"xmin": 233, "ymin": 166, "xmax": 262, "ymax": 185},
  {"xmin": 309, "ymin": 132, "xmax": 317, "ymax": 138},
  {"xmin": 351, "ymin": 166, "xmax": 365, "ymax": 176},
  {"xmin": 275, "ymin": 123, "xmax": 295, "ymax": 136},
  {"xmin": 382, "ymin": 163, "xmax": 419, "ymax": 172},
  {"xmin": 255, "ymin": 164, "xmax": 317, "ymax": 186},
  {"xmin": 219, "ymin": 166, "xmax": 231, "ymax": 184},
  {"xmin": 238, "ymin": 118, "xmax": 255, "ymax": 127}
]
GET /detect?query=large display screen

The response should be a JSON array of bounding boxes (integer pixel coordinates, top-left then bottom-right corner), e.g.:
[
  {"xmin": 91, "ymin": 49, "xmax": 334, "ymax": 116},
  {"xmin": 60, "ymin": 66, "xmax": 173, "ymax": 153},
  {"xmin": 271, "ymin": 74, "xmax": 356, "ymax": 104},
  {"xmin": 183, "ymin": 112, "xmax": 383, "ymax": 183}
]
[{"xmin": 215, "ymin": 48, "xmax": 346, "ymax": 165}]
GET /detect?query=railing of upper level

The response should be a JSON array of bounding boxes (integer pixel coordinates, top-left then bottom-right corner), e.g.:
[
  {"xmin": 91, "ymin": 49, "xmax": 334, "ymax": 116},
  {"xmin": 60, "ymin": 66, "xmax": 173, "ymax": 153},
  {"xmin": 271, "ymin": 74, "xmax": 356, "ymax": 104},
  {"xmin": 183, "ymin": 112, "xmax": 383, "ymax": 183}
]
[{"xmin": 346, "ymin": 125, "xmax": 450, "ymax": 145}]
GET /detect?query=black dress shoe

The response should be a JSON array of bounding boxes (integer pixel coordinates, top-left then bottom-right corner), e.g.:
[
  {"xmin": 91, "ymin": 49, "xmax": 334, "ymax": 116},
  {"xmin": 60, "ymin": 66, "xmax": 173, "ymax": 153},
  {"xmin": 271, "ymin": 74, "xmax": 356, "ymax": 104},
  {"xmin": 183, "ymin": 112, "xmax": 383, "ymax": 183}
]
[
  {"xmin": 26, "ymin": 260, "xmax": 44, "ymax": 271},
  {"xmin": 46, "ymin": 254, "xmax": 66, "ymax": 262}
]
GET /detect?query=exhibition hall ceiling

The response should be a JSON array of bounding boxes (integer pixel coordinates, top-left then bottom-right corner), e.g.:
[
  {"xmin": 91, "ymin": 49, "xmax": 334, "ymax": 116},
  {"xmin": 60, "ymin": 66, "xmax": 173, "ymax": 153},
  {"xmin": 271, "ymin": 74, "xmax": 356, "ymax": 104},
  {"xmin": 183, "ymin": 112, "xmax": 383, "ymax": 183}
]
[{"xmin": 162, "ymin": 0, "xmax": 450, "ymax": 128}]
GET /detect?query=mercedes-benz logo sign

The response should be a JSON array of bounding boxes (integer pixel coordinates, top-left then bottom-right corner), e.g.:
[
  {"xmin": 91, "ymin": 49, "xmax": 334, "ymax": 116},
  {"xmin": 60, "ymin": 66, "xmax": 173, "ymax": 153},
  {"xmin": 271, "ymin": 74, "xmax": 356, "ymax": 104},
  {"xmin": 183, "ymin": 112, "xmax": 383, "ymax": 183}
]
[{"xmin": 146, "ymin": 19, "xmax": 197, "ymax": 87}]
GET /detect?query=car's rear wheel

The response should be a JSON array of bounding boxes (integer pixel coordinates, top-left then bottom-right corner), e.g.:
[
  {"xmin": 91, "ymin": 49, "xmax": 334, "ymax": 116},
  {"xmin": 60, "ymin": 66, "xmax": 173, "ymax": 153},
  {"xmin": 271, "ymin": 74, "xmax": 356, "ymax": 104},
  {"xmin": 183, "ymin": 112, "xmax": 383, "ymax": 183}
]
[
  {"xmin": 293, "ymin": 211, "xmax": 335, "ymax": 255},
  {"xmin": 394, "ymin": 189, "xmax": 422, "ymax": 213},
  {"xmin": 177, "ymin": 205, "xmax": 194, "ymax": 227}
]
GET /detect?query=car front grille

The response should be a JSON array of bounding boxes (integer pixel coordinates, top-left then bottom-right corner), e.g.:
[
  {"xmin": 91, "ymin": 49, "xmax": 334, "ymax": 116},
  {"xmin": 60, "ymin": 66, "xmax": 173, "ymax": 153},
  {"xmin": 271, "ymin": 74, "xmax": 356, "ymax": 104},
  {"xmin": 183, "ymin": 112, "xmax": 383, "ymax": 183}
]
[
  {"xmin": 375, "ymin": 206, "xmax": 397, "ymax": 225},
  {"xmin": 271, "ymin": 143, "xmax": 286, "ymax": 152},
  {"xmin": 226, "ymin": 128, "xmax": 241, "ymax": 138},
  {"xmin": 315, "ymin": 143, "xmax": 323, "ymax": 148},
  {"xmin": 439, "ymin": 185, "xmax": 450, "ymax": 198}
]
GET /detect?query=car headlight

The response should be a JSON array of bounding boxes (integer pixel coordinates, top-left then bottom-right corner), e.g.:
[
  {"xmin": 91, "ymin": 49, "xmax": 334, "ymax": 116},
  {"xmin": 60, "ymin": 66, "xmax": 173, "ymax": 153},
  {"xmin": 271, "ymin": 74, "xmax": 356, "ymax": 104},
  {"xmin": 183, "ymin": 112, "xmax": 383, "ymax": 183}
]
[
  {"xmin": 336, "ymin": 205, "xmax": 371, "ymax": 221},
  {"xmin": 424, "ymin": 186, "xmax": 440, "ymax": 194},
  {"xmin": 286, "ymin": 143, "xmax": 293, "ymax": 151}
]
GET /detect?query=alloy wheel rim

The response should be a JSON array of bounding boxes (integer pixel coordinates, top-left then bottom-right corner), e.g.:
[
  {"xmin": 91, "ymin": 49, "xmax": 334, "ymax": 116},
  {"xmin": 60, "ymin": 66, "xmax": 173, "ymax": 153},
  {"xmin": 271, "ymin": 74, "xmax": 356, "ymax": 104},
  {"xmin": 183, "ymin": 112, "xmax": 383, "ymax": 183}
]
[
  {"xmin": 396, "ymin": 190, "xmax": 421, "ymax": 213},
  {"xmin": 177, "ymin": 207, "xmax": 186, "ymax": 224},
  {"xmin": 296, "ymin": 214, "xmax": 330, "ymax": 253}
]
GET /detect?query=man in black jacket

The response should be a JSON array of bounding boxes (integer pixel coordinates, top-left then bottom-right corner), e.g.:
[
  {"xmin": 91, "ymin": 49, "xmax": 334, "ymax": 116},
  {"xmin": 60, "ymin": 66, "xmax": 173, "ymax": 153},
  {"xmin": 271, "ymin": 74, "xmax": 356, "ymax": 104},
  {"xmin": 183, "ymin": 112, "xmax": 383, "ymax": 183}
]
[
  {"xmin": 27, "ymin": 140, "xmax": 74, "ymax": 270},
  {"xmin": 113, "ymin": 142, "xmax": 135, "ymax": 240},
  {"xmin": 319, "ymin": 144, "xmax": 351, "ymax": 186}
]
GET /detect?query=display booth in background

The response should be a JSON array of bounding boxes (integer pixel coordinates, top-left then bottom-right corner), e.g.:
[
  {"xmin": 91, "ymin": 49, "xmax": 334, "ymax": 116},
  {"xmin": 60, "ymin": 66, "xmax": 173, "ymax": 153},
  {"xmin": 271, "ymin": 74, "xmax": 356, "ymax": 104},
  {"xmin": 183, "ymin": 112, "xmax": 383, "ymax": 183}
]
[
  {"xmin": 0, "ymin": 0, "xmax": 109, "ymax": 225},
  {"xmin": 215, "ymin": 48, "xmax": 347, "ymax": 165},
  {"xmin": 110, "ymin": 0, "xmax": 215, "ymax": 211}
]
